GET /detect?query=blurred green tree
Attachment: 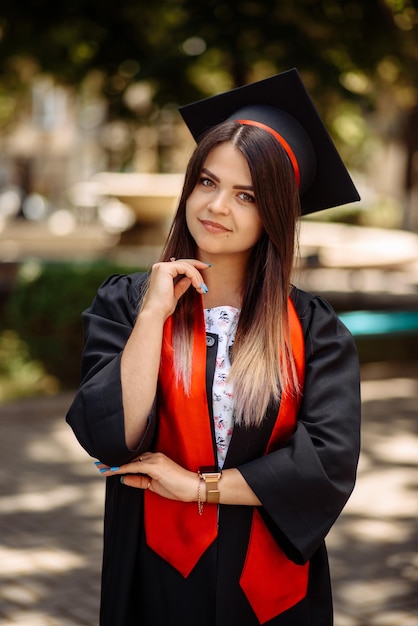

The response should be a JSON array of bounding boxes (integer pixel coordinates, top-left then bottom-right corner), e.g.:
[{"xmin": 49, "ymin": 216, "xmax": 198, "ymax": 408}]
[{"xmin": 0, "ymin": 0, "xmax": 416, "ymax": 115}]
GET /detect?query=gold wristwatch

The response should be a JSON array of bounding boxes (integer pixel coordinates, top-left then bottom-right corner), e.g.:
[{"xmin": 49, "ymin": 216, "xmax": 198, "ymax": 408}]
[{"xmin": 198, "ymin": 466, "xmax": 222, "ymax": 504}]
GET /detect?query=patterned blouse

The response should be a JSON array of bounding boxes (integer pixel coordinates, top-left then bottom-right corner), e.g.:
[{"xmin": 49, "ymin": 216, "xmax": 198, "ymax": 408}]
[{"xmin": 204, "ymin": 306, "xmax": 240, "ymax": 469}]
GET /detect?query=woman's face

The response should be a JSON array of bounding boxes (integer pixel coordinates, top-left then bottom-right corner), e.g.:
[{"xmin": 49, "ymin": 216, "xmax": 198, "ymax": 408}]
[{"xmin": 186, "ymin": 142, "xmax": 264, "ymax": 262}]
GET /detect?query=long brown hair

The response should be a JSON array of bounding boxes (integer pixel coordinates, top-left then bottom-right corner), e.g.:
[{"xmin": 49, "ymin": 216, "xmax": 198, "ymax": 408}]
[{"xmin": 158, "ymin": 121, "xmax": 301, "ymax": 427}]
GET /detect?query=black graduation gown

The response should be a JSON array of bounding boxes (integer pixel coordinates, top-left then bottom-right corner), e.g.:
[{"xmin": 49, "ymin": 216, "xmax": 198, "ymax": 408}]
[{"xmin": 66, "ymin": 272, "xmax": 361, "ymax": 626}]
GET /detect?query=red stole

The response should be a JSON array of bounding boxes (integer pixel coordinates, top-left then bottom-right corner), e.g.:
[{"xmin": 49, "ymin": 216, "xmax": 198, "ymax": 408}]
[{"xmin": 144, "ymin": 298, "xmax": 308, "ymax": 624}]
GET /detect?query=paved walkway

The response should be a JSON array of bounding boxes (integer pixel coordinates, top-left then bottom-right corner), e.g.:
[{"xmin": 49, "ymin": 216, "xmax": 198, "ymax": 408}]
[{"xmin": 0, "ymin": 361, "xmax": 417, "ymax": 626}]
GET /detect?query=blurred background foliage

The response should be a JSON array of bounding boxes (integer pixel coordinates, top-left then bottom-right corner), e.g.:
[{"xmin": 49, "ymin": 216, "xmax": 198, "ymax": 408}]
[
  {"xmin": 0, "ymin": 0, "xmax": 416, "ymax": 220},
  {"xmin": 0, "ymin": 0, "xmax": 417, "ymax": 160},
  {"xmin": 0, "ymin": 260, "xmax": 140, "ymax": 400}
]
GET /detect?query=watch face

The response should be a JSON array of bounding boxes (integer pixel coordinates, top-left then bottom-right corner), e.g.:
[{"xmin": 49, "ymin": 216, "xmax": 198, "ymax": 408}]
[{"xmin": 199, "ymin": 466, "xmax": 217, "ymax": 474}]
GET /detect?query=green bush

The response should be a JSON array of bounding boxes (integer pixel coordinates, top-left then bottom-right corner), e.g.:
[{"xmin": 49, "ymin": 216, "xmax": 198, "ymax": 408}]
[
  {"xmin": 5, "ymin": 259, "xmax": 141, "ymax": 389},
  {"xmin": 0, "ymin": 329, "xmax": 59, "ymax": 402}
]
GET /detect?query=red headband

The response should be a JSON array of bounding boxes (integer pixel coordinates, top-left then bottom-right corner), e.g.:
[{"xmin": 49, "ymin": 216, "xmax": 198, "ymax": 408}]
[{"xmin": 236, "ymin": 119, "xmax": 301, "ymax": 188}]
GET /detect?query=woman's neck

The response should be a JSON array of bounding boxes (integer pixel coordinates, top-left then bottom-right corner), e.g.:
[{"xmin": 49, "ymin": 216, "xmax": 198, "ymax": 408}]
[{"xmin": 200, "ymin": 256, "xmax": 246, "ymax": 309}]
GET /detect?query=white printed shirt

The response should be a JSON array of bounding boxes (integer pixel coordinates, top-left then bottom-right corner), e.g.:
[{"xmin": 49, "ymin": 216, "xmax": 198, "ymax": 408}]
[{"xmin": 204, "ymin": 306, "xmax": 240, "ymax": 469}]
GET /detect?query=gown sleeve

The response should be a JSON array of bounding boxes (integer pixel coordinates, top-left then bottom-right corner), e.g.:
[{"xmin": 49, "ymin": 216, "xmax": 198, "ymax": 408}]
[
  {"xmin": 237, "ymin": 291, "xmax": 361, "ymax": 564},
  {"xmin": 65, "ymin": 272, "xmax": 156, "ymax": 467}
]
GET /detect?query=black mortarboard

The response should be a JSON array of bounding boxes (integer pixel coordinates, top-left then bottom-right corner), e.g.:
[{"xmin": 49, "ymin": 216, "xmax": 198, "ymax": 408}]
[{"xmin": 179, "ymin": 68, "xmax": 360, "ymax": 215}]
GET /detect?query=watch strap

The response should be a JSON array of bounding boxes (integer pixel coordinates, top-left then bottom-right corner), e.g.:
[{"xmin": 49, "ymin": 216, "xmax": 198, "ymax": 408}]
[
  {"xmin": 205, "ymin": 475, "xmax": 221, "ymax": 504},
  {"xmin": 198, "ymin": 468, "xmax": 222, "ymax": 504}
]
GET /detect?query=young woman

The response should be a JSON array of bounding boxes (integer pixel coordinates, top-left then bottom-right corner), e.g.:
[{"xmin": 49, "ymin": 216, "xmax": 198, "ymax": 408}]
[{"xmin": 66, "ymin": 69, "xmax": 361, "ymax": 626}]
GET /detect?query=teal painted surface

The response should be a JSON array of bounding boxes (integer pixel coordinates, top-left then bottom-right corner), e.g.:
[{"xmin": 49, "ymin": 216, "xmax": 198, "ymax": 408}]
[{"xmin": 338, "ymin": 310, "xmax": 418, "ymax": 336}]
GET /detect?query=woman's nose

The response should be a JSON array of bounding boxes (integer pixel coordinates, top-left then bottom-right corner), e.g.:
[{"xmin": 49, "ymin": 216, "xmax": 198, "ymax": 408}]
[{"xmin": 207, "ymin": 190, "xmax": 230, "ymax": 213}]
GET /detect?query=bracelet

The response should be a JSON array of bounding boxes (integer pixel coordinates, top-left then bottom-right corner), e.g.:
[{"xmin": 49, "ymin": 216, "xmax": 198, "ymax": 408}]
[{"xmin": 197, "ymin": 475, "xmax": 204, "ymax": 516}]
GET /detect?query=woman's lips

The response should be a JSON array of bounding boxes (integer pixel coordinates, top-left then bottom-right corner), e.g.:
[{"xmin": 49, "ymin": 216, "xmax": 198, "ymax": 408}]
[{"xmin": 200, "ymin": 219, "xmax": 231, "ymax": 234}]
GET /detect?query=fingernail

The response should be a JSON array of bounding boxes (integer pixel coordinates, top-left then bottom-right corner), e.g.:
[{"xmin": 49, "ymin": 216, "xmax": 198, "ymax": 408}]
[
  {"xmin": 200, "ymin": 283, "xmax": 208, "ymax": 294},
  {"xmin": 110, "ymin": 466, "xmax": 120, "ymax": 472},
  {"xmin": 120, "ymin": 476, "xmax": 125, "ymax": 485},
  {"xmin": 94, "ymin": 461, "xmax": 101, "ymax": 466},
  {"xmin": 205, "ymin": 263, "xmax": 212, "ymax": 267},
  {"xmin": 99, "ymin": 468, "xmax": 108, "ymax": 473}
]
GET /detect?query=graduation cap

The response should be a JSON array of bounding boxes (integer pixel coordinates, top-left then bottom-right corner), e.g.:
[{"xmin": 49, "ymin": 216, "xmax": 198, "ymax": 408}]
[{"xmin": 179, "ymin": 68, "xmax": 360, "ymax": 215}]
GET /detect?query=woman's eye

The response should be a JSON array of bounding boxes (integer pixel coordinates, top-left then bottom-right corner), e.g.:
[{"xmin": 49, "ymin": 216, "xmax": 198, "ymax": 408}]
[
  {"xmin": 200, "ymin": 177, "xmax": 215, "ymax": 188},
  {"xmin": 238, "ymin": 192, "xmax": 255, "ymax": 203}
]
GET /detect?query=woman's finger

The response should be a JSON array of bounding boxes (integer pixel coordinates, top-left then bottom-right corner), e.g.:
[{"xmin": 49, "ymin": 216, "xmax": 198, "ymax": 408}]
[
  {"xmin": 95, "ymin": 452, "xmax": 154, "ymax": 476},
  {"xmin": 161, "ymin": 259, "xmax": 209, "ymax": 289},
  {"xmin": 96, "ymin": 462, "xmax": 141, "ymax": 475},
  {"xmin": 162, "ymin": 259, "xmax": 210, "ymax": 294},
  {"xmin": 120, "ymin": 474, "xmax": 152, "ymax": 490}
]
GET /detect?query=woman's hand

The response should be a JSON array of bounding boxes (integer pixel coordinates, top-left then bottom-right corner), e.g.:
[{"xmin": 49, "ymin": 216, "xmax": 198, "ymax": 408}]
[
  {"xmin": 142, "ymin": 259, "xmax": 210, "ymax": 321},
  {"xmin": 96, "ymin": 452, "xmax": 198, "ymax": 502}
]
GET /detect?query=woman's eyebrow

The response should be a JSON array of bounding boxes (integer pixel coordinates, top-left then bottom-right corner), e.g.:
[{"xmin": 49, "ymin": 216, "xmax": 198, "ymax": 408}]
[
  {"xmin": 201, "ymin": 167, "xmax": 254, "ymax": 191},
  {"xmin": 233, "ymin": 184, "xmax": 254, "ymax": 191},
  {"xmin": 202, "ymin": 167, "xmax": 220, "ymax": 182}
]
